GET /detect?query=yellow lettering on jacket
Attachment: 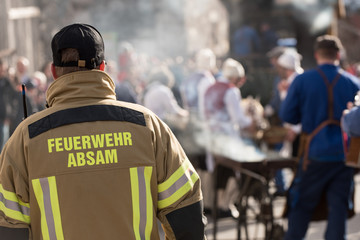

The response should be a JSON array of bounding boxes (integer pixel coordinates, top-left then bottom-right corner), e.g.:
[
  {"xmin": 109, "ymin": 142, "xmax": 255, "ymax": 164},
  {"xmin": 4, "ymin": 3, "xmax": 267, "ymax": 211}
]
[
  {"xmin": 105, "ymin": 133, "xmax": 114, "ymax": 147},
  {"xmin": 123, "ymin": 132, "xmax": 132, "ymax": 146},
  {"xmin": 47, "ymin": 132, "xmax": 132, "ymax": 168},
  {"xmin": 55, "ymin": 137, "xmax": 63, "ymax": 152},
  {"xmin": 67, "ymin": 150, "xmax": 118, "ymax": 167},
  {"xmin": 86, "ymin": 151, "xmax": 95, "ymax": 165},
  {"xmin": 73, "ymin": 136, "xmax": 81, "ymax": 150},
  {"xmin": 91, "ymin": 134, "xmax": 104, "ymax": 148},
  {"xmin": 82, "ymin": 136, "xmax": 91, "ymax": 149},
  {"xmin": 105, "ymin": 149, "xmax": 118, "ymax": 164},
  {"xmin": 77, "ymin": 152, "xmax": 86, "ymax": 166},
  {"xmin": 48, "ymin": 139, "xmax": 55, "ymax": 153},
  {"xmin": 47, "ymin": 132, "xmax": 133, "ymax": 153},
  {"xmin": 68, "ymin": 153, "xmax": 77, "ymax": 167}
]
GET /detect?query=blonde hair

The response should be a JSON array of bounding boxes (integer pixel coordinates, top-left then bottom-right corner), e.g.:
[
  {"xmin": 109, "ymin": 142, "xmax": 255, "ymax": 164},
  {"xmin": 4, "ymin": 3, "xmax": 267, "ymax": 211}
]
[
  {"xmin": 222, "ymin": 58, "xmax": 245, "ymax": 78},
  {"xmin": 55, "ymin": 48, "xmax": 99, "ymax": 77}
]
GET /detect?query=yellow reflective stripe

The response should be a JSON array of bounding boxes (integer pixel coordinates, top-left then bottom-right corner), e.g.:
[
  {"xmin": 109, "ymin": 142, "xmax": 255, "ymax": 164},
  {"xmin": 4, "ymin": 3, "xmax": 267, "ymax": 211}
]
[
  {"xmin": 130, "ymin": 168, "xmax": 141, "ymax": 240},
  {"xmin": 32, "ymin": 179, "xmax": 50, "ymax": 240},
  {"xmin": 130, "ymin": 166, "xmax": 154, "ymax": 240},
  {"xmin": 144, "ymin": 167, "xmax": 153, "ymax": 240},
  {"xmin": 48, "ymin": 177, "xmax": 64, "ymax": 240},
  {"xmin": 158, "ymin": 160, "xmax": 191, "ymax": 192},
  {"xmin": 157, "ymin": 172, "xmax": 199, "ymax": 209},
  {"xmin": 0, "ymin": 184, "xmax": 30, "ymax": 207},
  {"xmin": 32, "ymin": 177, "xmax": 64, "ymax": 240},
  {"xmin": 0, "ymin": 184, "xmax": 30, "ymax": 224}
]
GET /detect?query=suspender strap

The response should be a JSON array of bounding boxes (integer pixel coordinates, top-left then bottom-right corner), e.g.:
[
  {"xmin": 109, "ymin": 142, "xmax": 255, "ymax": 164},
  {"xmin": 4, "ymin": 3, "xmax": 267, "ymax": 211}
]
[
  {"xmin": 301, "ymin": 68, "xmax": 341, "ymax": 170},
  {"xmin": 316, "ymin": 68, "xmax": 342, "ymax": 119}
]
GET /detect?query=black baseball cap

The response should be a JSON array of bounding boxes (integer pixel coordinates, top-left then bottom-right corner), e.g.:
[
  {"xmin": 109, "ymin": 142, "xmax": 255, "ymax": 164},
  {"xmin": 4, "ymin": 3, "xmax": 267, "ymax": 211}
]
[{"xmin": 51, "ymin": 23, "xmax": 105, "ymax": 69}]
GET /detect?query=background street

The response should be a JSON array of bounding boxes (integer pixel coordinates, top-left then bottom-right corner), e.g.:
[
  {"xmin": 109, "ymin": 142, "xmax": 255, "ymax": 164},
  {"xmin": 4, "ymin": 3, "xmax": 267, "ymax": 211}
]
[{"xmin": 205, "ymin": 172, "xmax": 360, "ymax": 240}]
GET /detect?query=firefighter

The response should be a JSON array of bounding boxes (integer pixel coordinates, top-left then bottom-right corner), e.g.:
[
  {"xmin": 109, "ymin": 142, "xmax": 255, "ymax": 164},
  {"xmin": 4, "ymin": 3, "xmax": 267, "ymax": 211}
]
[{"xmin": 0, "ymin": 23, "xmax": 206, "ymax": 240}]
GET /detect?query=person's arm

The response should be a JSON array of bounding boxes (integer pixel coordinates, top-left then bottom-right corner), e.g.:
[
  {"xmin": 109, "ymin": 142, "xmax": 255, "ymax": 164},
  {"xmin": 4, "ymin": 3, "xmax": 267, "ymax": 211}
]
[
  {"xmin": 342, "ymin": 106, "xmax": 360, "ymax": 136},
  {"xmin": 152, "ymin": 116, "xmax": 206, "ymax": 239},
  {"xmin": 279, "ymin": 76, "xmax": 302, "ymax": 125},
  {"xmin": 224, "ymin": 88, "xmax": 252, "ymax": 130},
  {"xmin": 0, "ymin": 130, "xmax": 31, "ymax": 238},
  {"xmin": 0, "ymin": 227, "xmax": 28, "ymax": 240},
  {"xmin": 198, "ymin": 75, "xmax": 215, "ymax": 121},
  {"xmin": 165, "ymin": 200, "xmax": 206, "ymax": 240}
]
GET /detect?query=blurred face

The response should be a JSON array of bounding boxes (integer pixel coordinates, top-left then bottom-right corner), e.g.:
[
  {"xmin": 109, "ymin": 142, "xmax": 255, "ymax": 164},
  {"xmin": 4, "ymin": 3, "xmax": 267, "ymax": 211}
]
[
  {"xmin": 270, "ymin": 57, "xmax": 278, "ymax": 67},
  {"xmin": 277, "ymin": 66, "xmax": 288, "ymax": 79},
  {"xmin": 17, "ymin": 61, "xmax": 27, "ymax": 74},
  {"xmin": 231, "ymin": 76, "xmax": 246, "ymax": 88}
]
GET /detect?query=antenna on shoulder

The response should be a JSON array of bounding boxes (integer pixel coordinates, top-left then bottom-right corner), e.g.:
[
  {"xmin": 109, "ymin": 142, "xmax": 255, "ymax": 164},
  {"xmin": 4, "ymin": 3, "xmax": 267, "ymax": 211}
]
[{"xmin": 22, "ymin": 84, "xmax": 28, "ymax": 119}]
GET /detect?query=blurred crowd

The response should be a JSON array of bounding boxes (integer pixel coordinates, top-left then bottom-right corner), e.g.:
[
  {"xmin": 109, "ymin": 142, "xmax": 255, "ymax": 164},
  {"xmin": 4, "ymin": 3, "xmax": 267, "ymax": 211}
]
[
  {"xmin": 0, "ymin": 57, "xmax": 54, "ymax": 150},
  {"xmin": 1, "ymin": 35, "xmax": 360, "ymax": 220}
]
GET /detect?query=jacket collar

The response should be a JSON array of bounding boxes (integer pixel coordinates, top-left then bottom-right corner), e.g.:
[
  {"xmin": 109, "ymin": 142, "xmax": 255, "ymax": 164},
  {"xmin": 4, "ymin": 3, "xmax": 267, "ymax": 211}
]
[{"xmin": 46, "ymin": 70, "xmax": 116, "ymax": 108}]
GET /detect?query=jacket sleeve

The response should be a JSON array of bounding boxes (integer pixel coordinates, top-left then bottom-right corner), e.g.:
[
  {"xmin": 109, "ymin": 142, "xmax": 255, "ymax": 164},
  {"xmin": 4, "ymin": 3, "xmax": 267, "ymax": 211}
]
[
  {"xmin": 0, "ymin": 131, "xmax": 30, "ymax": 229},
  {"xmin": 165, "ymin": 200, "xmax": 206, "ymax": 240},
  {"xmin": 150, "ymin": 115, "xmax": 206, "ymax": 239}
]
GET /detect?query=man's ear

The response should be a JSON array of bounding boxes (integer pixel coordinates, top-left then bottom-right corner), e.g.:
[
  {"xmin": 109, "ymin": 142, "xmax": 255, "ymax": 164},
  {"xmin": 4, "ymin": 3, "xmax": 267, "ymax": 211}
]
[
  {"xmin": 336, "ymin": 51, "xmax": 341, "ymax": 61},
  {"xmin": 51, "ymin": 63, "xmax": 58, "ymax": 79},
  {"xmin": 99, "ymin": 61, "xmax": 105, "ymax": 71}
]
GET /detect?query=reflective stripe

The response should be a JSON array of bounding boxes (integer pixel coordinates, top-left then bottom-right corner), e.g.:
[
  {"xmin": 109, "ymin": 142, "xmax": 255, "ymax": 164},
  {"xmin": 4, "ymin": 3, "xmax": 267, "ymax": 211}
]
[
  {"xmin": 157, "ymin": 160, "xmax": 199, "ymax": 209},
  {"xmin": 0, "ymin": 184, "xmax": 30, "ymax": 224},
  {"xmin": 130, "ymin": 166, "xmax": 153, "ymax": 240},
  {"xmin": 32, "ymin": 177, "xmax": 64, "ymax": 240}
]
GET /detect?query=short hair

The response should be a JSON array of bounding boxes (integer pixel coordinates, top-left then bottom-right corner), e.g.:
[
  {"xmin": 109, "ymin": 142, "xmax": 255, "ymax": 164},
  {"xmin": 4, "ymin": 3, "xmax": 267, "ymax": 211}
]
[
  {"xmin": 314, "ymin": 35, "xmax": 343, "ymax": 60},
  {"xmin": 55, "ymin": 48, "xmax": 96, "ymax": 77}
]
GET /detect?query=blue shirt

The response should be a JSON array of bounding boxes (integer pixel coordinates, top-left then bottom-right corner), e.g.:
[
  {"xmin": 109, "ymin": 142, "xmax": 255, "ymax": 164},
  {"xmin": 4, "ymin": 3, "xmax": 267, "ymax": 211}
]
[
  {"xmin": 280, "ymin": 64, "xmax": 360, "ymax": 161},
  {"xmin": 232, "ymin": 25, "xmax": 260, "ymax": 57},
  {"xmin": 342, "ymin": 106, "xmax": 360, "ymax": 137}
]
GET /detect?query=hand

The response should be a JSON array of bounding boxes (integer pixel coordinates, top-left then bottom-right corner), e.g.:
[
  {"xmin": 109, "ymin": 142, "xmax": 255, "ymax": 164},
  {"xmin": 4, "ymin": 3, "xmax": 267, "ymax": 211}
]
[
  {"xmin": 343, "ymin": 101, "xmax": 354, "ymax": 116},
  {"xmin": 244, "ymin": 120, "xmax": 257, "ymax": 134},
  {"xmin": 285, "ymin": 128, "xmax": 297, "ymax": 142},
  {"xmin": 277, "ymin": 79, "xmax": 289, "ymax": 93}
]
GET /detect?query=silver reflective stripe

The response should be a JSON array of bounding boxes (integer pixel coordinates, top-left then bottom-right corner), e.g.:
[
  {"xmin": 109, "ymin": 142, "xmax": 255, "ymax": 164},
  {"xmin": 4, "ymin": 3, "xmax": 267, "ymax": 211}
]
[
  {"xmin": 39, "ymin": 178, "xmax": 57, "ymax": 240},
  {"xmin": 138, "ymin": 167, "xmax": 147, "ymax": 240},
  {"xmin": 158, "ymin": 168, "xmax": 194, "ymax": 201},
  {"xmin": 0, "ymin": 192, "xmax": 30, "ymax": 216}
]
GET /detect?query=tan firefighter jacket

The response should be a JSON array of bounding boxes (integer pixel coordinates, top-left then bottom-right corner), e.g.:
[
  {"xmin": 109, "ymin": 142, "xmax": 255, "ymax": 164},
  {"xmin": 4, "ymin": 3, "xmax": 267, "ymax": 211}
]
[{"xmin": 0, "ymin": 70, "xmax": 202, "ymax": 240}]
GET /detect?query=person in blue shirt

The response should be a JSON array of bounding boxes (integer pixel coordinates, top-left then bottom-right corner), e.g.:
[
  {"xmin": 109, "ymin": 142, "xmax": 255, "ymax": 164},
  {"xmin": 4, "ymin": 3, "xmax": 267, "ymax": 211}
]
[
  {"xmin": 342, "ymin": 92, "xmax": 360, "ymax": 137},
  {"xmin": 280, "ymin": 35, "xmax": 360, "ymax": 240},
  {"xmin": 232, "ymin": 24, "xmax": 260, "ymax": 58}
]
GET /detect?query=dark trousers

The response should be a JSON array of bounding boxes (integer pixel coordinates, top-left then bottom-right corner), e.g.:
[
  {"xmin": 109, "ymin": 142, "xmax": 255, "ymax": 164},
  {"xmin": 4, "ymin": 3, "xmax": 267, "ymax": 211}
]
[{"xmin": 285, "ymin": 161, "xmax": 353, "ymax": 240}]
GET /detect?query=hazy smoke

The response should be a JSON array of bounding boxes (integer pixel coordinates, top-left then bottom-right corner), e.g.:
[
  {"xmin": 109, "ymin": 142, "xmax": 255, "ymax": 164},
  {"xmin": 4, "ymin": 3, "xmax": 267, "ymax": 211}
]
[{"xmin": 290, "ymin": 0, "xmax": 337, "ymax": 35}]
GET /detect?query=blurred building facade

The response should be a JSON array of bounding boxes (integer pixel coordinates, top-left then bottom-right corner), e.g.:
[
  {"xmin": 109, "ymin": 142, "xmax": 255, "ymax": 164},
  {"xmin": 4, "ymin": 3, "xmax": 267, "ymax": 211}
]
[
  {"xmin": 0, "ymin": 0, "xmax": 42, "ymax": 72},
  {"xmin": 0, "ymin": 0, "xmax": 230, "ymax": 73},
  {"xmin": 0, "ymin": 0, "xmax": 359, "ymax": 94}
]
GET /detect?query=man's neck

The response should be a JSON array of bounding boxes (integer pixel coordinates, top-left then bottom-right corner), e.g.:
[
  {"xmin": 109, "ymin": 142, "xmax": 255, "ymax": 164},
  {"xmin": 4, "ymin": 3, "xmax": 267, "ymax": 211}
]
[{"xmin": 316, "ymin": 58, "xmax": 339, "ymax": 66}]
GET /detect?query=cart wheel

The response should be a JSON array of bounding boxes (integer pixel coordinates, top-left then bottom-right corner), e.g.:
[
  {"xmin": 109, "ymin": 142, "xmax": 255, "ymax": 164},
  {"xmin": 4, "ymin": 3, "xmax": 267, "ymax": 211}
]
[{"xmin": 241, "ymin": 179, "xmax": 272, "ymax": 240}]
